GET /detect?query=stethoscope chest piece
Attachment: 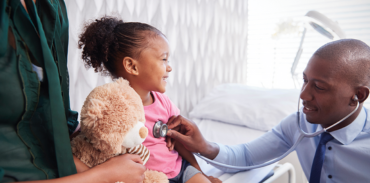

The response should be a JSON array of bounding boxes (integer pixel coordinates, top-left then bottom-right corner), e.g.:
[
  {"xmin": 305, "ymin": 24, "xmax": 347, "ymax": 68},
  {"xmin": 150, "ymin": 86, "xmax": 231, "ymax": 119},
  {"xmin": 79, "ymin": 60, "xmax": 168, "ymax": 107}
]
[{"xmin": 153, "ymin": 120, "xmax": 168, "ymax": 138}]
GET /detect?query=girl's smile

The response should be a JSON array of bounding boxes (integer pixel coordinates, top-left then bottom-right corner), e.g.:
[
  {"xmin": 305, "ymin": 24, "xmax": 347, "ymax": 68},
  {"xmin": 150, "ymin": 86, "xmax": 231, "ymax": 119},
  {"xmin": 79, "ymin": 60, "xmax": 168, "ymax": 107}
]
[{"xmin": 134, "ymin": 34, "xmax": 172, "ymax": 94}]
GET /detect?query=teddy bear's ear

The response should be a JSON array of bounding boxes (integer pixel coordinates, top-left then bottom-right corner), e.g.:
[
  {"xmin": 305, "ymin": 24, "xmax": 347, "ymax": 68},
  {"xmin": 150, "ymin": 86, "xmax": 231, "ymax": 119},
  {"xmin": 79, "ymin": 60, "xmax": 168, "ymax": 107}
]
[
  {"xmin": 81, "ymin": 98, "xmax": 107, "ymax": 128},
  {"xmin": 81, "ymin": 97, "xmax": 125, "ymax": 155}
]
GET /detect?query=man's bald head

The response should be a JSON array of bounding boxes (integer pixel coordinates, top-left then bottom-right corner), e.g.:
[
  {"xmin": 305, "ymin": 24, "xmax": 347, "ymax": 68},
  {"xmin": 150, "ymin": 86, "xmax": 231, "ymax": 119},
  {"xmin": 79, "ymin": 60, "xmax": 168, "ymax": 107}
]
[{"xmin": 313, "ymin": 39, "xmax": 370, "ymax": 87}]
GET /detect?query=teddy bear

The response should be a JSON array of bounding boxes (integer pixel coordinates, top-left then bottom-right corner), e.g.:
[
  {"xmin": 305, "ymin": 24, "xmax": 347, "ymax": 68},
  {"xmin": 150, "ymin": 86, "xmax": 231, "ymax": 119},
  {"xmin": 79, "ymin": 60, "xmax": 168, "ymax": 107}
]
[{"xmin": 71, "ymin": 78, "xmax": 168, "ymax": 183}]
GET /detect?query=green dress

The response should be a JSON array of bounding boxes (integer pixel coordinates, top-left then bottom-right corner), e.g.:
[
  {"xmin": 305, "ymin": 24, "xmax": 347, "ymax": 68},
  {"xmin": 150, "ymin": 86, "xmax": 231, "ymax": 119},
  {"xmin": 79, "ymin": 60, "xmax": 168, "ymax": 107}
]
[{"xmin": 0, "ymin": 0, "xmax": 78, "ymax": 181}]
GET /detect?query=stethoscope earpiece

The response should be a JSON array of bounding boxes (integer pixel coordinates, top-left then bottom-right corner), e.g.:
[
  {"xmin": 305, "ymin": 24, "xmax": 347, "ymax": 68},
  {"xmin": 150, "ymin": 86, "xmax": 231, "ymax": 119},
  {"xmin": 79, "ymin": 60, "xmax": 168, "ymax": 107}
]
[
  {"xmin": 153, "ymin": 121, "xmax": 168, "ymax": 138},
  {"xmin": 353, "ymin": 95, "xmax": 359, "ymax": 101}
]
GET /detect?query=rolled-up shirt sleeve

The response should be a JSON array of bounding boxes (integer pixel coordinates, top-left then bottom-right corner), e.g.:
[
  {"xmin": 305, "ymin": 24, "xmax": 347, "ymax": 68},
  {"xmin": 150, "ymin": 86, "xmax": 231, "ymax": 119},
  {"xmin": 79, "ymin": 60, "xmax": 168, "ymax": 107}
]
[
  {"xmin": 67, "ymin": 109, "xmax": 80, "ymax": 135},
  {"xmin": 212, "ymin": 113, "xmax": 297, "ymax": 173},
  {"xmin": 0, "ymin": 167, "xmax": 4, "ymax": 182}
]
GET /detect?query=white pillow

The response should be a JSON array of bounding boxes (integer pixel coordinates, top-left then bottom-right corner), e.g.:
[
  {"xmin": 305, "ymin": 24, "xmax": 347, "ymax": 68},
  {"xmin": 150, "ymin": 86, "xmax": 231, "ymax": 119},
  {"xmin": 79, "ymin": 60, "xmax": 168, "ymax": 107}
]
[{"xmin": 189, "ymin": 84, "xmax": 300, "ymax": 131}]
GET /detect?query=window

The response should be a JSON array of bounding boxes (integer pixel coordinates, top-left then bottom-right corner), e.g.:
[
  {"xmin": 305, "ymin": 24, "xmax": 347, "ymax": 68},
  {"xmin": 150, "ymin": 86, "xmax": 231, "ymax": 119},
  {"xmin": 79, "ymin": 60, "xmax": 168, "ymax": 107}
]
[{"xmin": 247, "ymin": 0, "xmax": 370, "ymax": 89}]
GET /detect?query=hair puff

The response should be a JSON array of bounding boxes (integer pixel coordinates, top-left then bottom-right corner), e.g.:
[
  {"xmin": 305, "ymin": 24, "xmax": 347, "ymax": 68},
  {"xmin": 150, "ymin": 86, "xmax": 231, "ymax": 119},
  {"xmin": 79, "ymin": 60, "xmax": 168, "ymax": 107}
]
[{"xmin": 78, "ymin": 16, "xmax": 123, "ymax": 75}]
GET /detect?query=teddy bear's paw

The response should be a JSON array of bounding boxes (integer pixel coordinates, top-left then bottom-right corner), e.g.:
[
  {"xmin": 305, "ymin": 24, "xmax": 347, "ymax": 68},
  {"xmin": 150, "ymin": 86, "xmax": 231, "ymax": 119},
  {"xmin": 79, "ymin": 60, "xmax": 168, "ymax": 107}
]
[{"xmin": 143, "ymin": 170, "xmax": 169, "ymax": 183}]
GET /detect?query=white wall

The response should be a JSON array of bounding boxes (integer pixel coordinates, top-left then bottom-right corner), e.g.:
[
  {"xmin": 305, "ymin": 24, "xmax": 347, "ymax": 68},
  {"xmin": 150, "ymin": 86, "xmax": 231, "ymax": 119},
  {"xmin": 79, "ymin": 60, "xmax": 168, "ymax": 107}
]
[{"xmin": 65, "ymin": 0, "xmax": 249, "ymax": 117}]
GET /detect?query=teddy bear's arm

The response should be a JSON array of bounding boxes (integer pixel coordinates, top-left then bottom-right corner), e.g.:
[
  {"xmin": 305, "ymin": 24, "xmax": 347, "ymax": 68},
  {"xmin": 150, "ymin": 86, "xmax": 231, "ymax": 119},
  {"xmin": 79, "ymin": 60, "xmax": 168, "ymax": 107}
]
[{"xmin": 126, "ymin": 144, "xmax": 150, "ymax": 165}]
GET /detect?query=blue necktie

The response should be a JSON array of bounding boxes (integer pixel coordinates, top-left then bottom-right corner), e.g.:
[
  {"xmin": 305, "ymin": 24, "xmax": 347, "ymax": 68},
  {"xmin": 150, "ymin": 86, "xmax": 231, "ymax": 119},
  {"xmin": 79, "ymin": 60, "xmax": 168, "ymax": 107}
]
[{"xmin": 309, "ymin": 132, "xmax": 334, "ymax": 183}]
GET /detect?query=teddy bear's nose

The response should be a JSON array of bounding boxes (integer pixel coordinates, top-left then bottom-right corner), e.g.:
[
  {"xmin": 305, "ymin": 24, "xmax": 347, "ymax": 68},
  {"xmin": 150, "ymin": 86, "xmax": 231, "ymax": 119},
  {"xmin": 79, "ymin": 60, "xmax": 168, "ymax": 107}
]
[{"xmin": 139, "ymin": 126, "xmax": 148, "ymax": 139}]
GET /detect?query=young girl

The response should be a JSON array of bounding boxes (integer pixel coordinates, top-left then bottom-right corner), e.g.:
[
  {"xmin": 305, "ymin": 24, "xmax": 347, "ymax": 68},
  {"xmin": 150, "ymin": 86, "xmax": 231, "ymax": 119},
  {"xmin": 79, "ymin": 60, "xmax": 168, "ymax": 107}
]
[{"xmin": 78, "ymin": 16, "xmax": 219, "ymax": 183}]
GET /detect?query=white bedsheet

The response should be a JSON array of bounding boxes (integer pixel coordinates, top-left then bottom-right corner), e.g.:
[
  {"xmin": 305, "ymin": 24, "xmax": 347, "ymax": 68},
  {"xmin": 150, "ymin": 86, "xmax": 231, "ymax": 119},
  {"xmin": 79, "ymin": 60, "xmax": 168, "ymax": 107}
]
[
  {"xmin": 193, "ymin": 119, "xmax": 266, "ymax": 145},
  {"xmin": 193, "ymin": 119, "xmax": 277, "ymax": 182}
]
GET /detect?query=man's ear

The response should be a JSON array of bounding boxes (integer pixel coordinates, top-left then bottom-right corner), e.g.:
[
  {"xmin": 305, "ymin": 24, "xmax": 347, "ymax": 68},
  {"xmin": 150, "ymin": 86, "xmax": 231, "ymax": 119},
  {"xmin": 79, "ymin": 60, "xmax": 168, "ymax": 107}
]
[
  {"xmin": 355, "ymin": 86, "xmax": 370, "ymax": 104},
  {"xmin": 122, "ymin": 57, "xmax": 139, "ymax": 76}
]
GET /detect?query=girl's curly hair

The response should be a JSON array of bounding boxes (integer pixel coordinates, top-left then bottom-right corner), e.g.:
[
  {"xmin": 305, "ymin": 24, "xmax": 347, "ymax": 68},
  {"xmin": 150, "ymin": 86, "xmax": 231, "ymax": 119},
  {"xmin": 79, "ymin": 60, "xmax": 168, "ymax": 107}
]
[{"xmin": 78, "ymin": 16, "xmax": 163, "ymax": 77}]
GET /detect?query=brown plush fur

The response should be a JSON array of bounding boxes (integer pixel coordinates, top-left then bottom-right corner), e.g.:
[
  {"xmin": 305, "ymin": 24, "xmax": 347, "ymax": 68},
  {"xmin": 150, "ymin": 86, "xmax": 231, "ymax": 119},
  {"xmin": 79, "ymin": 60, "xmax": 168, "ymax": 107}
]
[
  {"xmin": 71, "ymin": 78, "xmax": 168, "ymax": 183},
  {"xmin": 144, "ymin": 170, "xmax": 169, "ymax": 183}
]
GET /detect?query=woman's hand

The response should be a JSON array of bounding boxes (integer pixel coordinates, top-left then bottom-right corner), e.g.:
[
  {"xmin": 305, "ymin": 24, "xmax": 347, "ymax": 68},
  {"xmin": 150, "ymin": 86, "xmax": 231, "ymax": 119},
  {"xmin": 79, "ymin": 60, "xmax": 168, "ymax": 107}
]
[
  {"xmin": 96, "ymin": 154, "xmax": 146, "ymax": 183},
  {"xmin": 166, "ymin": 115, "xmax": 220, "ymax": 160}
]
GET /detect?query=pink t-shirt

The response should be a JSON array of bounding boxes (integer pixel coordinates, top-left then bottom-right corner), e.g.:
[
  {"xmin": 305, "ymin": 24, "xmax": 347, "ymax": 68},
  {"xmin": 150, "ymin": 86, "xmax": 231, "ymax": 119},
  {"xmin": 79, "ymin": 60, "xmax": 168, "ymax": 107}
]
[{"xmin": 143, "ymin": 92, "xmax": 181, "ymax": 179}]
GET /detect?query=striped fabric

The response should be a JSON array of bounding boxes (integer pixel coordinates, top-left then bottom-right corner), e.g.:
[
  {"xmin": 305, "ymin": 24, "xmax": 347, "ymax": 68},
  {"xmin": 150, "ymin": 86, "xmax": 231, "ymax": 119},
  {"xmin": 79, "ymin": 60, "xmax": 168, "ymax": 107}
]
[{"xmin": 127, "ymin": 144, "xmax": 151, "ymax": 165}]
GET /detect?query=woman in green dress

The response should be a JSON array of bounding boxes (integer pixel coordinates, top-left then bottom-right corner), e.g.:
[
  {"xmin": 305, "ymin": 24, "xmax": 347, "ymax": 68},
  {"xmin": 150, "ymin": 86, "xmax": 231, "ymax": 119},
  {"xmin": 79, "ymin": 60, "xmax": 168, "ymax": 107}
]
[{"xmin": 0, "ymin": 0, "xmax": 146, "ymax": 182}]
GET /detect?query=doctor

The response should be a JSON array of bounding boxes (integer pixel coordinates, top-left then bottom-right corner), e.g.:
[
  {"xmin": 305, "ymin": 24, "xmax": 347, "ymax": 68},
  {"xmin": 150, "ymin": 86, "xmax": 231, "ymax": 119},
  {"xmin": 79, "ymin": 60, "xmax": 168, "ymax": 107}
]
[{"xmin": 166, "ymin": 39, "xmax": 370, "ymax": 183}]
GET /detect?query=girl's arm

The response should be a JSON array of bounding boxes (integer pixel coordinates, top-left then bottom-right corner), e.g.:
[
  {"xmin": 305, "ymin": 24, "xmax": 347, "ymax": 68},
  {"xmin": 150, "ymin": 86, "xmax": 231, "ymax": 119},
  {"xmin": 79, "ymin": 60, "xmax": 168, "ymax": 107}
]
[
  {"xmin": 175, "ymin": 142, "xmax": 201, "ymax": 171},
  {"xmin": 175, "ymin": 142, "xmax": 222, "ymax": 183}
]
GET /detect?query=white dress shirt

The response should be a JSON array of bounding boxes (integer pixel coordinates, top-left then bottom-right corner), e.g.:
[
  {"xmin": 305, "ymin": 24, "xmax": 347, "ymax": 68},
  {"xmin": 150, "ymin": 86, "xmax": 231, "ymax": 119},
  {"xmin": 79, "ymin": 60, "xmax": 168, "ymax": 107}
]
[{"xmin": 213, "ymin": 107, "xmax": 370, "ymax": 183}]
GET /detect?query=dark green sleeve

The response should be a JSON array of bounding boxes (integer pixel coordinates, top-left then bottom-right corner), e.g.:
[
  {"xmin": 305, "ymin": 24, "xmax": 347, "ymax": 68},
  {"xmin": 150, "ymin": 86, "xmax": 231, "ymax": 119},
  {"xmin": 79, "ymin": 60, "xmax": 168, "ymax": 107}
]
[
  {"xmin": 0, "ymin": 0, "xmax": 9, "ymax": 57},
  {"xmin": 67, "ymin": 109, "xmax": 79, "ymax": 134},
  {"xmin": 56, "ymin": 0, "xmax": 79, "ymax": 135},
  {"xmin": 0, "ymin": 167, "xmax": 4, "ymax": 182}
]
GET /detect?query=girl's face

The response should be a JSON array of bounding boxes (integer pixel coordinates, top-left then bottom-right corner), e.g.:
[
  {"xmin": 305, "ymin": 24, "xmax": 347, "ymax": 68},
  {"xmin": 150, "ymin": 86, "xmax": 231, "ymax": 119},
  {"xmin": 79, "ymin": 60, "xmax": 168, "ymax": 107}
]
[{"xmin": 136, "ymin": 35, "xmax": 172, "ymax": 93}]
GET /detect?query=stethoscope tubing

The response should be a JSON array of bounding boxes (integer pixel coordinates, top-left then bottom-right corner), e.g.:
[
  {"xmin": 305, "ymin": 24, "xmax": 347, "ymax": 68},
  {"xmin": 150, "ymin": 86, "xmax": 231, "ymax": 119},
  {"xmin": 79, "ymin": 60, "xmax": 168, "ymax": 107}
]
[
  {"xmin": 194, "ymin": 134, "xmax": 305, "ymax": 170},
  {"xmin": 194, "ymin": 100, "xmax": 359, "ymax": 170}
]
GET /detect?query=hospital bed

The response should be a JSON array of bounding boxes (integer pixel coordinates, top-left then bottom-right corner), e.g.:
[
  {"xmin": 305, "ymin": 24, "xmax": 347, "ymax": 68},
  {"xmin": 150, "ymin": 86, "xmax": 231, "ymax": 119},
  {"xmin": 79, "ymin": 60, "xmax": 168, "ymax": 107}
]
[
  {"xmin": 193, "ymin": 118, "xmax": 296, "ymax": 183},
  {"xmin": 188, "ymin": 84, "xmax": 300, "ymax": 183}
]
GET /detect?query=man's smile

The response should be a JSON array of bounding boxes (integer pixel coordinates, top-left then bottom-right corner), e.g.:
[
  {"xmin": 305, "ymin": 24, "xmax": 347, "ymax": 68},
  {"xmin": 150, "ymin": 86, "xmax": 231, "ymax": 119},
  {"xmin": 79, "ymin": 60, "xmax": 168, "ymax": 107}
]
[{"xmin": 302, "ymin": 103, "xmax": 318, "ymax": 114}]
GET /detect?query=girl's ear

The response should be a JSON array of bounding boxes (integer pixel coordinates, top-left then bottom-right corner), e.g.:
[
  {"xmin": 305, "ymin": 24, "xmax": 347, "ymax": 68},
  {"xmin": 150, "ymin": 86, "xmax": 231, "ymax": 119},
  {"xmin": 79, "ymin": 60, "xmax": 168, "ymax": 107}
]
[{"xmin": 122, "ymin": 57, "xmax": 139, "ymax": 76}]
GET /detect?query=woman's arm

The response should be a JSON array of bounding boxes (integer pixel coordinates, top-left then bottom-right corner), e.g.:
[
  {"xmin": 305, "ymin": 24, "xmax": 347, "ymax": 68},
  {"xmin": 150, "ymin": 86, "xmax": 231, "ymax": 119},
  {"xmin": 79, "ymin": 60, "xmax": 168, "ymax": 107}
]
[
  {"xmin": 73, "ymin": 155, "xmax": 90, "ymax": 173},
  {"xmin": 15, "ymin": 154, "xmax": 146, "ymax": 183},
  {"xmin": 69, "ymin": 131, "xmax": 90, "ymax": 173}
]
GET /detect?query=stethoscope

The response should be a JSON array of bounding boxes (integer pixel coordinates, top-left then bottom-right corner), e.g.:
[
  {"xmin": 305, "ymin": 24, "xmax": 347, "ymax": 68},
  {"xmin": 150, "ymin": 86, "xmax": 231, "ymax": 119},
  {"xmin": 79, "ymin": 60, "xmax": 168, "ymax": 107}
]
[
  {"xmin": 153, "ymin": 120, "xmax": 169, "ymax": 138},
  {"xmin": 153, "ymin": 97, "xmax": 359, "ymax": 170}
]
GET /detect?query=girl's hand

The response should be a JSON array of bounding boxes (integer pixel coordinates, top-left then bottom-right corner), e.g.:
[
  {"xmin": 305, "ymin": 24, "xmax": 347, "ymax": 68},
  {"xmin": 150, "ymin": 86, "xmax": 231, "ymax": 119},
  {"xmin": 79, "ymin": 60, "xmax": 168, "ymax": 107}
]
[{"xmin": 206, "ymin": 175, "xmax": 222, "ymax": 183}]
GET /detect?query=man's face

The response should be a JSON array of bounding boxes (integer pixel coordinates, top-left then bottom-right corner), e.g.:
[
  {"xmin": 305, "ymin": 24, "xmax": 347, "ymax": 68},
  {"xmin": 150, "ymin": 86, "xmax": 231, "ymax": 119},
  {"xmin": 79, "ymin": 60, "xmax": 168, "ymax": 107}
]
[{"xmin": 300, "ymin": 55, "xmax": 355, "ymax": 127}]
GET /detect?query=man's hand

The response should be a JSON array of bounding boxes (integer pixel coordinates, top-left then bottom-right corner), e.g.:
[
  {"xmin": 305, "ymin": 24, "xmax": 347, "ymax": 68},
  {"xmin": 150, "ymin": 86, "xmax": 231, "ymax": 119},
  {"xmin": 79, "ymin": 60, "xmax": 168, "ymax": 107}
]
[
  {"xmin": 166, "ymin": 115, "xmax": 220, "ymax": 159},
  {"xmin": 166, "ymin": 116, "xmax": 177, "ymax": 151}
]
